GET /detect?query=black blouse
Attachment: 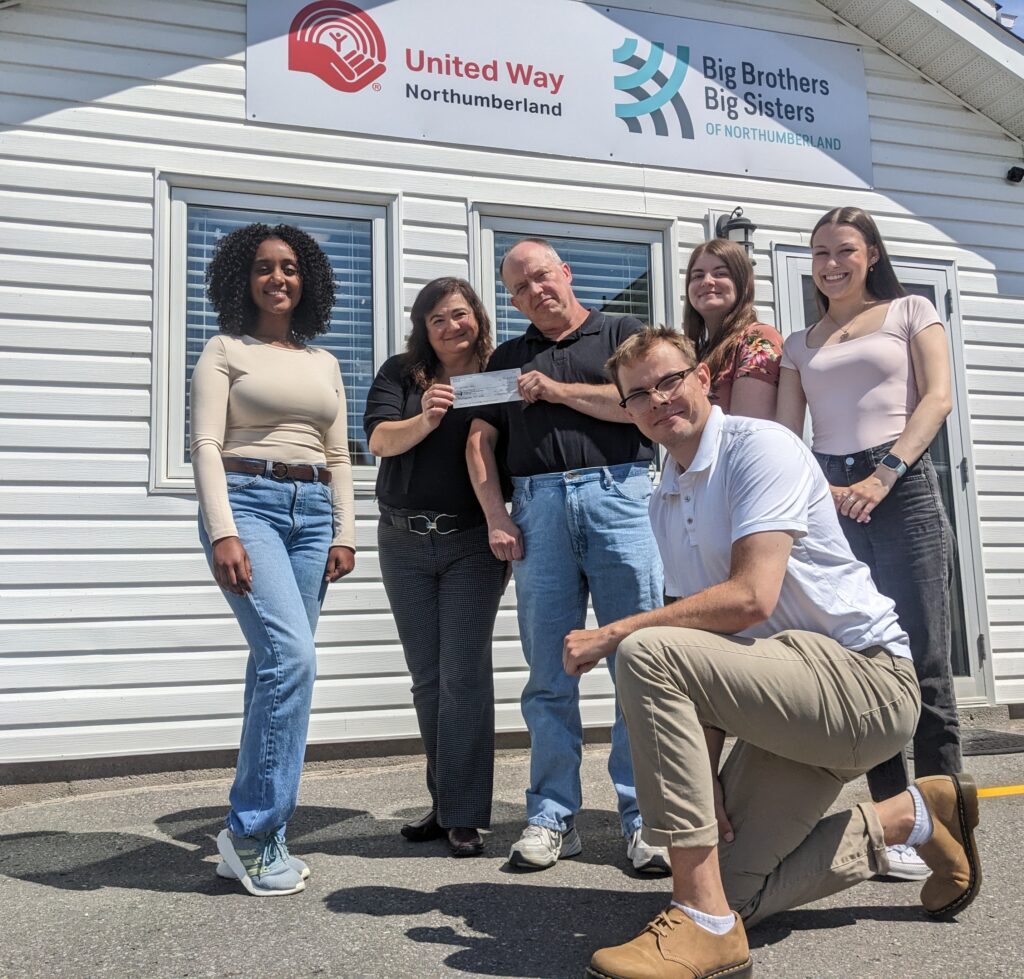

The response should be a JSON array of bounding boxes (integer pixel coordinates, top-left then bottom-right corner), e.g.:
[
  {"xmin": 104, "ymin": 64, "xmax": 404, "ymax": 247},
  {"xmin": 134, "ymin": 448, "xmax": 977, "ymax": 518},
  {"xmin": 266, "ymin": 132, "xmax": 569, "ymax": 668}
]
[{"xmin": 363, "ymin": 354, "xmax": 482, "ymax": 513}]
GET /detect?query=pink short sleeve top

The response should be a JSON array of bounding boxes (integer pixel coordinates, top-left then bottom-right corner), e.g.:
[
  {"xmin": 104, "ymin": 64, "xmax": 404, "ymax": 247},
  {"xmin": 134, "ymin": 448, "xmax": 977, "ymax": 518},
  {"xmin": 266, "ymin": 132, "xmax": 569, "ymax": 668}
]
[{"xmin": 780, "ymin": 294, "xmax": 942, "ymax": 455}]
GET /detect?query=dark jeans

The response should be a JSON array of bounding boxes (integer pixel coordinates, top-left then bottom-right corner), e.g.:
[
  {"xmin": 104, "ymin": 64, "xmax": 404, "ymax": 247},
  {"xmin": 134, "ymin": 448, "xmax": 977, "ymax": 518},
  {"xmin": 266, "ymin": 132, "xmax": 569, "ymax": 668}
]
[
  {"xmin": 378, "ymin": 517, "xmax": 506, "ymax": 828},
  {"xmin": 815, "ymin": 443, "xmax": 962, "ymax": 801}
]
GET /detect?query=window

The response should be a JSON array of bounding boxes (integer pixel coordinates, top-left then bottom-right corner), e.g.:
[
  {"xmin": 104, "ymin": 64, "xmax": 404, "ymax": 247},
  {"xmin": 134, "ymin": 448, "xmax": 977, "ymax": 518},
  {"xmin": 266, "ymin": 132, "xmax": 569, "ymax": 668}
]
[
  {"xmin": 473, "ymin": 211, "xmax": 676, "ymax": 344},
  {"xmin": 153, "ymin": 186, "xmax": 391, "ymax": 490}
]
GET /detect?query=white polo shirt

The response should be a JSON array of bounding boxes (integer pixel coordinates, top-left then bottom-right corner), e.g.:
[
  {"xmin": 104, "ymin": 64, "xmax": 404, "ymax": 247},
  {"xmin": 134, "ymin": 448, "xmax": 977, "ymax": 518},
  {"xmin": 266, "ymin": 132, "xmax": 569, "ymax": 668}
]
[{"xmin": 649, "ymin": 407, "xmax": 911, "ymax": 659}]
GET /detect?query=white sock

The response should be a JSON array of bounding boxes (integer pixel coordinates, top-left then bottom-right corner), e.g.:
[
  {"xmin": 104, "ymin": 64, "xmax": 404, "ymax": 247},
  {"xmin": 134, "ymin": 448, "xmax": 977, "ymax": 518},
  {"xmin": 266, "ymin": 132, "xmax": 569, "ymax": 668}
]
[
  {"xmin": 670, "ymin": 901, "xmax": 735, "ymax": 935},
  {"xmin": 905, "ymin": 785, "xmax": 934, "ymax": 848}
]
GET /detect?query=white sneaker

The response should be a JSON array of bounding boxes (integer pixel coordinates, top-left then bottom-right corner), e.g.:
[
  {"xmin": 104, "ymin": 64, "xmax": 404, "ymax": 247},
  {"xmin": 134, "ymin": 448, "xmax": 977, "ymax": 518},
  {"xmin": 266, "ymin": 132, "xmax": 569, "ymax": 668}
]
[
  {"xmin": 883, "ymin": 843, "xmax": 932, "ymax": 881},
  {"xmin": 508, "ymin": 824, "xmax": 582, "ymax": 869},
  {"xmin": 626, "ymin": 827, "xmax": 670, "ymax": 875}
]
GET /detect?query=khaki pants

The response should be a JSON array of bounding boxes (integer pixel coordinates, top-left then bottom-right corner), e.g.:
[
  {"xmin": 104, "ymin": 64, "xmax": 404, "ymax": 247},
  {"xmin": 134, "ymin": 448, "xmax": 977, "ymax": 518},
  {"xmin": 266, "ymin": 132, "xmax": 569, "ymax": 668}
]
[{"xmin": 615, "ymin": 627, "xmax": 921, "ymax": 927}]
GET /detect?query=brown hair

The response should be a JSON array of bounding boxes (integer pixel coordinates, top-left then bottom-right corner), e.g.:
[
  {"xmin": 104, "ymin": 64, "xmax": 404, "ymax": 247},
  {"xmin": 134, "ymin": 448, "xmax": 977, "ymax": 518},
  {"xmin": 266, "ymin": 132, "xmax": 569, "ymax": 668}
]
[
  {"xmin": 606, "ymin": 326, "xmax": 698, "ymax": 393},
  {"xmin": 810, "ymin": 207, "xmax": 905, "ymax": 315},
  {"xmin": 682, "ymin": 239, "xmax": 758, "ymax": 381},
  {"xmin": 405, "ymin": 277, "xmax": 494, "ymax": 390}
]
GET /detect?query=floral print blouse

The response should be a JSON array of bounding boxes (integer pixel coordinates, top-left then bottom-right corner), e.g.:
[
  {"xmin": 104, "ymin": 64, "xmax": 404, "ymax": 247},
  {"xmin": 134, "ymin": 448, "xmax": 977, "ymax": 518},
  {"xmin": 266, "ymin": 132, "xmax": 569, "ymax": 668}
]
[{"xmin": 708, "ymin": 323, "xmax": 783, "ymax": 414}]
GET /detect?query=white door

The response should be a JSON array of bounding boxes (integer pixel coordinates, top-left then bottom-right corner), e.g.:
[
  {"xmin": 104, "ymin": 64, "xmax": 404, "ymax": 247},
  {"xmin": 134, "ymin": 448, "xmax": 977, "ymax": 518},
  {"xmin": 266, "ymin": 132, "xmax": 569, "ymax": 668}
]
[{"xmin": 773, "ymin": 248, "xmax": 992, "ymax": 705}]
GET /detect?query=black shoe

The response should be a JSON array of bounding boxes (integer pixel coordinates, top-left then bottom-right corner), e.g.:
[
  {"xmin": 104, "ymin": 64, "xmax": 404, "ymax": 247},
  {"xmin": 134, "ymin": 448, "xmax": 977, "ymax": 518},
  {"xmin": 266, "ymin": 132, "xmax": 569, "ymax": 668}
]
[
  {"xmin": 401, "ymin": 810, "xmax": 445, "ymax": 842},
  {"xmin": 448, "ymin": 827, "xmax": 484, "ymax": 857}
]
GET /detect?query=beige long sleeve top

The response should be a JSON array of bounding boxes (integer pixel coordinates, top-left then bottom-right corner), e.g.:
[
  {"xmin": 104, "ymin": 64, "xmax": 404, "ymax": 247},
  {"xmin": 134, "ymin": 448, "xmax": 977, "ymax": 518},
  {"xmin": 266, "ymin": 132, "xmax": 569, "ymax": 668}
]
[{"xmin": 189, "ymin": 334, "xmax": 356, "ymax": 549}]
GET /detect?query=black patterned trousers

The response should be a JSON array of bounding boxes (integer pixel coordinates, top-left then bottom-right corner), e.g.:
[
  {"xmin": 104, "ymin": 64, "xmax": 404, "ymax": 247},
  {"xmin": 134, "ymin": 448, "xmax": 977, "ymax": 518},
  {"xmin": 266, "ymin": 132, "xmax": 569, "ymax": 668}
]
[{"xmin": 378, "ymin": 518, "xmax": 506, "ymax": 828}]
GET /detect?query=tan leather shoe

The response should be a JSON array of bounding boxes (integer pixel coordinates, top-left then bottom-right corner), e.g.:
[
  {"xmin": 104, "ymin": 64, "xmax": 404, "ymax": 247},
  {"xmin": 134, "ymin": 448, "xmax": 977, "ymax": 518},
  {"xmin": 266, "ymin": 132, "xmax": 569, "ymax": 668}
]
[
  {"xmin": 915, "ymin": 773, "xmax": 982, "ymax": 920},
  {"xmin": 586, "ymin": 907, "xmax": 752, "ymax": 979}
]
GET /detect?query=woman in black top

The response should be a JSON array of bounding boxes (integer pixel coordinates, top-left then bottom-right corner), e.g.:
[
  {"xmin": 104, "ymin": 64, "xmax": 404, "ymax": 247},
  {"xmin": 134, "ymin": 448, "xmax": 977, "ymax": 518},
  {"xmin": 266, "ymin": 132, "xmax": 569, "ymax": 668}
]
[{"xmin": 364, "ymin": 277, "xmax": 507, "ymax": 856}]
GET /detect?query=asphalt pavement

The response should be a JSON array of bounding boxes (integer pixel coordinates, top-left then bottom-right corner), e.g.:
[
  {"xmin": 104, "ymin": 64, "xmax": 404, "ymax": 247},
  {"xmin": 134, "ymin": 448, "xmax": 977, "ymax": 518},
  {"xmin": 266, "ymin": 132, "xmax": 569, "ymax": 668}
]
[{"xmin": 2, "ymin": 744, "xmax": 1022, "ymax": 978}]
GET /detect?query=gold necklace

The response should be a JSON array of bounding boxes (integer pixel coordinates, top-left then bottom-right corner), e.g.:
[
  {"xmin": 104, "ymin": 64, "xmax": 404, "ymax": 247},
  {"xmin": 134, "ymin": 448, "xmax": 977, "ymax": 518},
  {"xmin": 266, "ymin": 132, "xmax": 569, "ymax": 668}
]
[
  {"xmin": 823, "ymin": 301, "xmax": 882, "ymax": 343},
  {"xmin": 820, "ymin": 313, "xmax": 852, "ymax": 343},
  {"xmin": 823, "ymin": 311, "xmax": 860, "ymax": 343}
]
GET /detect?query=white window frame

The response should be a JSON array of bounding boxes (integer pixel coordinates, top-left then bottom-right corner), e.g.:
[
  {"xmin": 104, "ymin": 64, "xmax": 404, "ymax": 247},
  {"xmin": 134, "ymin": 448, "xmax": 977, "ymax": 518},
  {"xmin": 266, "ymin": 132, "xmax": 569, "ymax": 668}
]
[
  {"xmin": 150, "ymin": 176, "xmax": 401, "ymax": 493},
  {"xmin": 773, "ymin": 245, "xmax": 993, "ymax": 705},
  {"xmin": 468, "ymin": 204, "xmax": 680, "ymax": 331}
]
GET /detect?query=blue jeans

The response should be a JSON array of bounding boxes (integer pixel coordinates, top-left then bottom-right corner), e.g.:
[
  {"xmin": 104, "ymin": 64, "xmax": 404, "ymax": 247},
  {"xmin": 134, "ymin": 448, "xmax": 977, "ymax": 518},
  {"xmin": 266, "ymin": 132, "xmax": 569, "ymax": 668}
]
[
  {"xmin": 199, "ymin": 465, "xmax": 333, "ymax": 838},
  {"xmin": 815, "ymin": 444, "xmax": 961, "ymax": 800},
  {"xmin": 510, "ymin": 463, "xmax": 664, "ymax": 836}
]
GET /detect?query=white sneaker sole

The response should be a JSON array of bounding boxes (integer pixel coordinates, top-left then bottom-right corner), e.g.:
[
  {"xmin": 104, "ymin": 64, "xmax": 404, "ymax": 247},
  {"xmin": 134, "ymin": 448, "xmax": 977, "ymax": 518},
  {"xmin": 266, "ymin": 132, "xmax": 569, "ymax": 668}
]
[
  {"xmin": 508, "ymin": 831, "xmax": 582, "ymax": 870},
  {"xmin": 216, "ymin": 859, "xmax": 311, "ymax": 881},
  {"xmin": 631, "ymin": 852, "xmax": 671, "ymax": 875},
  {"xmin": 216, "ymin": 828, "xmax": 306, "ymax": 896},
  {"xmin": 880, "ymin": 864, "xmax": 932, "ymax": 881}
]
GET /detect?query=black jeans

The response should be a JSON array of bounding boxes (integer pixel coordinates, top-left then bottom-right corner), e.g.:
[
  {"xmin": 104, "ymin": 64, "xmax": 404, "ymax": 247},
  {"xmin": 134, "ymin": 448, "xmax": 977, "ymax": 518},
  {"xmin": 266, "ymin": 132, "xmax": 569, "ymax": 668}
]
[{"xmin": 815, "ymin": 443, "xmax": 962, "ymax": 801}]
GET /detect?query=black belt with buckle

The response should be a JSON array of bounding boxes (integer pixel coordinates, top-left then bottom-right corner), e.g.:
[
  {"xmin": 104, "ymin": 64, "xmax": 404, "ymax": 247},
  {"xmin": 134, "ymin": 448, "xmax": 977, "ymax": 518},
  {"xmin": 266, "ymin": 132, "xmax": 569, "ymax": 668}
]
[
  {"xmin": 379, "ymin": 505, "xmax": 485, "ymax": 535},
  {"xmin": 222, "ymin": 458, "xmax": 332, "ymax": 485}
]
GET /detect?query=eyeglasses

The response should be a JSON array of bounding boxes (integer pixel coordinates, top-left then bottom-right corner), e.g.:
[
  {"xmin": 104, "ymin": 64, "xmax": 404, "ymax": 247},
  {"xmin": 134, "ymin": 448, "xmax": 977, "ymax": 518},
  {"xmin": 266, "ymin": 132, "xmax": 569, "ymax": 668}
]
[{"xmin": 619, "ymin": 367, "xmax": 697, "ymax": 414}]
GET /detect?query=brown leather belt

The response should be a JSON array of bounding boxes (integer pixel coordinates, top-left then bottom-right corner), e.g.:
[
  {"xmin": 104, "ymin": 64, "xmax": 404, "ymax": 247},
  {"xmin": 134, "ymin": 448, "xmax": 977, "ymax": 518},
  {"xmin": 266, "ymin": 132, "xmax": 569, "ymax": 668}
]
[{"xmin": 222, "ymin": 458, "xmax": 332, "ymax": 485}]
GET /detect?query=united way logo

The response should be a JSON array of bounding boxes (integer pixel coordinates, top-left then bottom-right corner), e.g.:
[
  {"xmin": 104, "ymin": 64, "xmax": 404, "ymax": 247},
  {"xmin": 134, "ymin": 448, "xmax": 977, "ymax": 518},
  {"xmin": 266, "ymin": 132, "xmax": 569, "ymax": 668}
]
[
  {"xmin": 612, "ymin": 38, "xmax": 693, "ymax": 139},
  {"xmin": 289, "ymin": 0, "xmax": 387, "ymax": 93}
]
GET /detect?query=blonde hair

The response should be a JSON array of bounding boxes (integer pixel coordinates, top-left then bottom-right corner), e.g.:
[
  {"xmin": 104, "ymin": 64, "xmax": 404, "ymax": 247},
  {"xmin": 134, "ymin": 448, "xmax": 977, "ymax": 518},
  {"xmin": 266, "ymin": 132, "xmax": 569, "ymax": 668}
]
[{"xmin": 606, "ymin": 326, "xmax": 697, "ymax": 393}]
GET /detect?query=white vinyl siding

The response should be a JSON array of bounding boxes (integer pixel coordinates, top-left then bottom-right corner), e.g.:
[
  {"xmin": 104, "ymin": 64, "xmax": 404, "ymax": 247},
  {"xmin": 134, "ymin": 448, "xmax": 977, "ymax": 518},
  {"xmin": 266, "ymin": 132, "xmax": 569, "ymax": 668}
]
[{"xmin": 1, "ymin": 0, "xmax": 1022, "ymax": 762}]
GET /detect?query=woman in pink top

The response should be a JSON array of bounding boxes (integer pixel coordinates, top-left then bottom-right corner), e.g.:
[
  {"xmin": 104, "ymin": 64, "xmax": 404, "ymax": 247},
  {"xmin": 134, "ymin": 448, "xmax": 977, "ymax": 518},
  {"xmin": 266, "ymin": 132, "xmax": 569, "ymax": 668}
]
[
  {"xmin": 777, "ymin": 207, "xmax": 960, "ymax": 880},
  {"xmin": 684, "ymin": 239, "xmax": 782, "ymax": 419}
]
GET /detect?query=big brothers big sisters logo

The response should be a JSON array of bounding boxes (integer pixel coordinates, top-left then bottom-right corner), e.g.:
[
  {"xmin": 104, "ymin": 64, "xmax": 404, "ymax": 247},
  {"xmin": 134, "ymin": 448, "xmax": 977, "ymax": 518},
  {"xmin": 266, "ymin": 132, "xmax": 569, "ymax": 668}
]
[{"xmin": 613, "ymin": 38, "xmax": 693, "ymax": 139}]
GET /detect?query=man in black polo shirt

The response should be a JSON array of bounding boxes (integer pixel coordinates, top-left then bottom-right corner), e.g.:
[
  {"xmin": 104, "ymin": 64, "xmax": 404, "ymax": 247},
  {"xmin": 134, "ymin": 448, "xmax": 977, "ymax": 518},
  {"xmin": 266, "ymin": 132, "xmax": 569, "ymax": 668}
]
[{"xmin": 467, "ymin": 237, "xmax": 667, "ymax": 873}]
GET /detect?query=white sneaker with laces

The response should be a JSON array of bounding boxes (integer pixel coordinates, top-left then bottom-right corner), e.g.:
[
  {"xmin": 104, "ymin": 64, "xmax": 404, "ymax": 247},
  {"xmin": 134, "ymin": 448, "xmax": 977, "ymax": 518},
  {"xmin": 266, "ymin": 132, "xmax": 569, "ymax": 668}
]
[
  {"xmin": 508, "ymin": 824, "xmax": 582, "ymax": 869},
  {"xmin": 626, "ymin": 827, "xmax": 671, "ymax": 875},
  {"xmin": 884, "ymin": 843, "xmax": 932, "ymax": 881}
]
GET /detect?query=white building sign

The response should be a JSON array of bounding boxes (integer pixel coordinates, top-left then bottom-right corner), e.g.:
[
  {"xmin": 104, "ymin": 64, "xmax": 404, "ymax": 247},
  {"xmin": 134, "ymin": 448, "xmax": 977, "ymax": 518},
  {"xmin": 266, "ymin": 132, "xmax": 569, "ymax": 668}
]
[{"xmin": 247, "ymin": 0, "xmax": 874, "ymax": 188}]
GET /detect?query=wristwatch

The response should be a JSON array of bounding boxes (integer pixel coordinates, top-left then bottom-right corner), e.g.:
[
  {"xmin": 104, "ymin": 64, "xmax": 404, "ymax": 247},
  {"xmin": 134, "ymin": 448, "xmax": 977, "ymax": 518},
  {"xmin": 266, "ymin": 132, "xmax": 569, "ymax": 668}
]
[{"xmin": 878, "ymin": 453, "xmax": 908, "ymax": 478}]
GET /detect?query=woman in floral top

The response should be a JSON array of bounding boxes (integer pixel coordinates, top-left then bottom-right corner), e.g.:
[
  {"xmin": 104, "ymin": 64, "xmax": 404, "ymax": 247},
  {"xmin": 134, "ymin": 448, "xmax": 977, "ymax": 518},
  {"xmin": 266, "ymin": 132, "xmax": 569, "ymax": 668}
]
[{"xmin": 683, "ymin": 238, "xmax": 782, "ymax": 418}]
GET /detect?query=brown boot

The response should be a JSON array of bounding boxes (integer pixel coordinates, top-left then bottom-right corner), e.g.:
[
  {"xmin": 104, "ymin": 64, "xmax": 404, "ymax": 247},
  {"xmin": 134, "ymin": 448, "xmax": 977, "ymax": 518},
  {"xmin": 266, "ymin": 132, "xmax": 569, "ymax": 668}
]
[
  {"xmin": 586, "ymin": 907, "xmax": 752, "ymax": 979},
  {"xmin": 915, "ymin": 773, "xmax": 982, "ymax": 920}
]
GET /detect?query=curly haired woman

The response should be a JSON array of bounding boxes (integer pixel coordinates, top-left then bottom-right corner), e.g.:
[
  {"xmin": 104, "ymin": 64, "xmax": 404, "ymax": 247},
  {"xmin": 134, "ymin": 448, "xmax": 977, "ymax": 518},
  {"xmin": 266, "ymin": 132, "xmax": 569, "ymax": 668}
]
[{"xmin": 191, "ymin": 223, "xmax": 356, "ymax": 895}]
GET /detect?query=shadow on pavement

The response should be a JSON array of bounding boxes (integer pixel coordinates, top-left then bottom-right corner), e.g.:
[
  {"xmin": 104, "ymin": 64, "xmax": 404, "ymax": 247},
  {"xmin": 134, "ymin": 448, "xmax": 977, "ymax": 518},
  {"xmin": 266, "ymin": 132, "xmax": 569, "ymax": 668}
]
[
  {"xmin": 1, "ymin": 804, "xmax": 370, "ymax": 895},
  {"xmin": 154, "ymin": 801, "xmax": 633, "ymax": 864},
  {"xmin": 324, "ymin": 882, "xmax": 666, "ymax": 977},
  {"xmin": 0, "ymin": 801, "xmax": 655, "ymax": 899},
  {"xmin": 749, "ymin": 903, "xmax": 929, "ymax": 948},
  {"xmin": 1, "ymin": 829, "xmax": 228, "ymax": 895}
]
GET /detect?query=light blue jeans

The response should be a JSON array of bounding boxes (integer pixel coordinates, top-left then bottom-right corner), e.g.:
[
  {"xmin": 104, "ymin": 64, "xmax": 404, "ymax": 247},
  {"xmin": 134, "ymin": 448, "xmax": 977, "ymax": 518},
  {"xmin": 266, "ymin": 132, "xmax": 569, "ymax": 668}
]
[
  {"xmin": 199, "ymin": 465, "xmax": 333, "ymax": 839},
  {"xmin": 510, "ymin": 463, "xmax": 664, "ymax": 836}
]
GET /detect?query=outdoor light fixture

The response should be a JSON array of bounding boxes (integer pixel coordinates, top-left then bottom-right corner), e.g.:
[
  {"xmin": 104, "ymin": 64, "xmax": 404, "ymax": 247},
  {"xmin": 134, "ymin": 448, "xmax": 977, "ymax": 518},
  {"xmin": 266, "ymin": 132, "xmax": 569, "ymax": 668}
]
[
  {"xmin": 1007, "ymin": 166, "xmax": 1024, "ymax": 184},
  {"xmin": 715, "ymin": 206, "xmax": 758, "ymax": 264}
]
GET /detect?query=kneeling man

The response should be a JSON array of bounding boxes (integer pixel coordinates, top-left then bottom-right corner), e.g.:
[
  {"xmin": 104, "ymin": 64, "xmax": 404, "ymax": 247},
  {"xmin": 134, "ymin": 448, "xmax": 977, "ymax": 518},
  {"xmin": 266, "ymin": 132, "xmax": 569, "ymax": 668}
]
[{"xmin": 564, "ymin": 328, "xmax": 981, "ymax": 979}]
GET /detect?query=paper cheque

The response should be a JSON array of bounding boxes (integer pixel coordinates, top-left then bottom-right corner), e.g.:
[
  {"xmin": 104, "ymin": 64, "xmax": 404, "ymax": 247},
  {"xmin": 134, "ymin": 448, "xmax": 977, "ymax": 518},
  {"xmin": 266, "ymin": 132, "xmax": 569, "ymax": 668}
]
[{"xmin": 451, "ymin": 369, "xmax": 523, "ymax": 408}]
